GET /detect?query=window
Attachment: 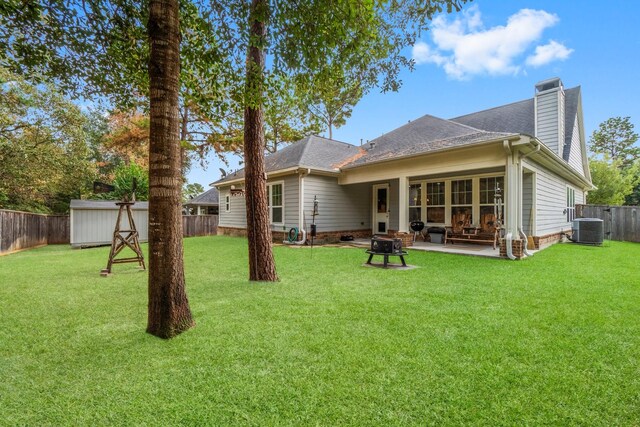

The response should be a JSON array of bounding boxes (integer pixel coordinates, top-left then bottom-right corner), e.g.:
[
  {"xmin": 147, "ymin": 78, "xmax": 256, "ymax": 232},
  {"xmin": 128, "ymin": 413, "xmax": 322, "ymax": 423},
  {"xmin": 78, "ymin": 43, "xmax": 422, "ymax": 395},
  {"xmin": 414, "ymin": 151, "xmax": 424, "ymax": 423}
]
[
  {"xmin": 225, "ymin": 195, "xmax": 230, "ymax": 212},
  {"xmin": 566, "ymin": 187, "xmax": 575, "ymax": 222},
  {"xmin": 479, "ymin": 176, "xmax": 504, "ymax": 229},
  {"xmin": 409, "ymin": 183, "xmax": 422, "ymax": 222},
  {"xmin": 426, "ymin": 181, "xmax": 445, "ymax": 223},
  {"xmin": 451, "ymin": 179, "xmax": 473, "ymax": 225},
  {"xmin": 267, "ymin": 182, "xmax": 284, "ymax": 224}
]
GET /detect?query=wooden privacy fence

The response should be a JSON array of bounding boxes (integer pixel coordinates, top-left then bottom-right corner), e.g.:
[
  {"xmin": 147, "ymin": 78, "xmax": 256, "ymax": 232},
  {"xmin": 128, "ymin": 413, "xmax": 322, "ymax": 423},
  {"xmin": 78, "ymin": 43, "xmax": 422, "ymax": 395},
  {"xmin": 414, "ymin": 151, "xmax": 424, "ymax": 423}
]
[
  {"xmin": 1, "ymin": 210, "xmax": 219, "ymax": 254},
  {"xmin": 182, "ymin": 215, "xmax": 219, "ymax": 237},
  {"xmin": 0, "ymin": 210, "xmax": 70, "ymax": 254},
  {"xmin": 576, "ymin": 204, "xmax": 640, "ymax": 243}
]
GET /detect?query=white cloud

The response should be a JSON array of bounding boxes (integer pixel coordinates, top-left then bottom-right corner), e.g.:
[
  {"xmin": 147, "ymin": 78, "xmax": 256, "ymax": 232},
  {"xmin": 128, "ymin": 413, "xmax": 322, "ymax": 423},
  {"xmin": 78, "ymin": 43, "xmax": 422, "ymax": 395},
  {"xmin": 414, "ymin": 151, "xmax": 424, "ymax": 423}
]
[
  {"xmin": 413, "ymin": 6, "xmax": 573, "ymax": 79},
  {"xmin": 526, "ymin": 40, "xmax": 574, "ymax": 67}
]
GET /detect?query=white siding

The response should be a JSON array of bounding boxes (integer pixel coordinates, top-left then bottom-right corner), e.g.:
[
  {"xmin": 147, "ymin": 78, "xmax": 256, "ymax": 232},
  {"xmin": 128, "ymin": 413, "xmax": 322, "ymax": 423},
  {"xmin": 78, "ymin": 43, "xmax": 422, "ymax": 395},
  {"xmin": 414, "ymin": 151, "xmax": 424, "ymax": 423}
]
[
  {"xmin": 567, "ymin": 115, "xmax": 585, "ymax": 176},
  {"xmin": 304, "ymin": 175, "xmax": 370, "ymax": 232},
  {"xmin": 71, "ymin": 208, "xmax": 148, "ymax": 247},
  {"xmin": 536, "ymin": 90, "xmax": 561, "ymax": 154},
  {"xmin": 280, "ymin": 174, "xmax": 299, "ymax": 231},
  {"xmin": 522, "ymin": 172, "xmax": 534, "ymax": 235},
  {"xmin": 218, "ymin": 174, "xmax": 299, "ymax": 231},
  {"xmin": 522, "ymin": 159, "xmax": 574, "ymax": 236},
  {"xmin": 218, "ymin": 187, "xmax": 247, "ymax": 229}
]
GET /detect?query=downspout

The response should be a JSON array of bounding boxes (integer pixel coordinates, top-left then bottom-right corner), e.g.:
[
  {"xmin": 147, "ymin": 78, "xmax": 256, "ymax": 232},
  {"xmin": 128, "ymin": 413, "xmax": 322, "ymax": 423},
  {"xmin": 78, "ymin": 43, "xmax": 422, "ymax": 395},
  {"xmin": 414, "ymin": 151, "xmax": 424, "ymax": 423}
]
[
  {"xmin": 288, "ymin": 168, "xmax": 310, "ymax": 245},
  {"xmin": 503, "ymin": 141, "xmax": 516, "ymax": 260},
  {"xmin": 517, "ymin": 140, "xmax": 541, "ymax": 257}
]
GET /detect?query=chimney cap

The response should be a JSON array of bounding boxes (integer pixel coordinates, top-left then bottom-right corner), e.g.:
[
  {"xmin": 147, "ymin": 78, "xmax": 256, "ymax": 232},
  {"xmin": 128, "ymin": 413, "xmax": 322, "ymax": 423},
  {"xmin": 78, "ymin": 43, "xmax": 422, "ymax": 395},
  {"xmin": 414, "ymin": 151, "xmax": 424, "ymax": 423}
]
[{"xmin": 535, "ymin": 77, "xmax": 563, "ymax": 93}]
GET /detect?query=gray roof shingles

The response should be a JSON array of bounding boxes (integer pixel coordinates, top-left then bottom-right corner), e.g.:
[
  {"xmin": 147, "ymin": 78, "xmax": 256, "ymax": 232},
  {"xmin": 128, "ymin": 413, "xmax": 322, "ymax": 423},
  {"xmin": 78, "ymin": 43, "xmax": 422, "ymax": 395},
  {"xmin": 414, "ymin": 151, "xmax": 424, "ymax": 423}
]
[
  {"xmin": 185, "ymin": 187, "xmax": 219, "ymax": 206},
  {"xmin": 346, "ymin": 115, "xmax": 512, "ymax": 167},
  {"xmin": 215, "ymin": 135, "xmax": 363, "ymax": 184},
  {"xmin": 451, "ymin": 86, "xmax": 581, "ymax": 161},
  {"xmin": 214, "ymin": 85, "xmax": 581, "ymax": 180}
]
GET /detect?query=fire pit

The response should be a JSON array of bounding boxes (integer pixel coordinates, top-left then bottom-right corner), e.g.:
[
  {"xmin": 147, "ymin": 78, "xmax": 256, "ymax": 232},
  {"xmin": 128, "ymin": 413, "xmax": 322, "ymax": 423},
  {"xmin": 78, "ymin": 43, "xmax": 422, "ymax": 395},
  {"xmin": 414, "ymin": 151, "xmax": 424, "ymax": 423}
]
[{"xmin": 366, "ymin": 236, "xmax": 407, "ymax": 268}]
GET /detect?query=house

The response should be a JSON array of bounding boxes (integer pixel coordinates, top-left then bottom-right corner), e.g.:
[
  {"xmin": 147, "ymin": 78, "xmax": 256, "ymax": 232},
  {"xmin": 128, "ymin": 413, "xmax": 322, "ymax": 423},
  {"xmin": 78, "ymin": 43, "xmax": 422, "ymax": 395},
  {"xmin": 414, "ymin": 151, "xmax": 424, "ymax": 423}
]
[
  {"xmin": 214, "ymin": 78, "xmax": 593, "ymax": 259},
  {"xmin": 184, "ymin": 187, "xmax": 219, "ymax": 215}
]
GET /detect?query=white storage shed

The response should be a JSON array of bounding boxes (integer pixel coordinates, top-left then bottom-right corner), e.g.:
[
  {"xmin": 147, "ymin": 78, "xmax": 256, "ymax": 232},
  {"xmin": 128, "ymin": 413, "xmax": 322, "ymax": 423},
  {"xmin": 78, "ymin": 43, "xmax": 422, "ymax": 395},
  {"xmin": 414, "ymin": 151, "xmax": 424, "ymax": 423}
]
[{"xmin": 70, "ymin": 200, "xmax": 149, "ymax": 248}]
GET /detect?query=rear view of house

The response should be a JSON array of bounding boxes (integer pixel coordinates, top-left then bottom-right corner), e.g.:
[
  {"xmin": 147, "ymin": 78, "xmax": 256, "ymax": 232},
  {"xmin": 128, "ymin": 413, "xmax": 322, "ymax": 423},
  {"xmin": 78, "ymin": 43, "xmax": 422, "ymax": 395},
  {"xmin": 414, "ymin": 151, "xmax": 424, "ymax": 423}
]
[{"xmin": 215, "ymin": 77, "xmax": 593, "ymax": 259}]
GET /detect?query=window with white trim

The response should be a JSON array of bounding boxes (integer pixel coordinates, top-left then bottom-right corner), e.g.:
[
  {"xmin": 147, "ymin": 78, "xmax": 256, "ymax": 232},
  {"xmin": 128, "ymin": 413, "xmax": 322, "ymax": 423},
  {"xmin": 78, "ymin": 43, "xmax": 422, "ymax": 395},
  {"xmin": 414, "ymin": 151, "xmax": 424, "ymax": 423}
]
[
  {"xmin": 479, "ymin": 176, "xmax": 504, "ymax": 229},
  {"xmin": 267, "ymin": 182, "xmax": 284, "ymax": 224},
  {"xmin": 451, "ymin": 179, "xmax": 473, "ymax": 225},
  {"xmin": 566, "ymin": 187, "xmax": 576, "ymax": 222},
  {"xmin": 426, "ymin": 181, "xmax": 445, "ymax": 223},
  {"xmin": 409, "ymin": 183, "xmax": 422, "ymax": 222},
  {"xmin": 225, "ymin": 195, "xmax": 230, "ymax": 212}
]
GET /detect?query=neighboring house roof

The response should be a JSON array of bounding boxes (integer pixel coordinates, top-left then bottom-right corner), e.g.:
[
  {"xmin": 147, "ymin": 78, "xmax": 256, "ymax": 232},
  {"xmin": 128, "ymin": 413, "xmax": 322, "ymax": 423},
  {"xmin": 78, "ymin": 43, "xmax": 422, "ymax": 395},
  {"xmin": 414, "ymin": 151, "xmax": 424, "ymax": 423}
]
[
  {"xmin": 184, "ymin": 187, "xmax": 219, "ymax": 206},
  {"xmin": 451, "ymin": 86, "xmax": 581, "ymax": 162},
  {"xmin": 215, "ymin": 134, "xmax": 363, "ymax": 184},
  {"xmin": 344, "ymin": 114, "xmax": 513, "ymax": 167},
  {"xmin": 70, "ymin": 200, "xmax": 149, "ymax": 210}
]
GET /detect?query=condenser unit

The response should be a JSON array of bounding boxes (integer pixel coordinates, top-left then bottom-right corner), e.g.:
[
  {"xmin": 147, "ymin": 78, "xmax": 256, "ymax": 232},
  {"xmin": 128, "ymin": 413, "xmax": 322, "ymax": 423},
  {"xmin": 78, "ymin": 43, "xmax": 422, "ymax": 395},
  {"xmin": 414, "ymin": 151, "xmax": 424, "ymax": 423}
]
[{"xmin": 571, "ymin": 218, "xmax": 604, "ymax": 245}]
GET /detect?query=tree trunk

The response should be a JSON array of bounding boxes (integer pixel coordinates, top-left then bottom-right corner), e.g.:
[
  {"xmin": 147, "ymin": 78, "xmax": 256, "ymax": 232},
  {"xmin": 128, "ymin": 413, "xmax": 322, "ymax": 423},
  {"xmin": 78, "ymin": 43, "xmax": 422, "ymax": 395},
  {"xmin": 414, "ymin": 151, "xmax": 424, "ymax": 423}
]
[
  {"xmin": 146, "ymin": 0, "xmax": 195, "ymax": 338},
  {"xmin": 243, "ymin": 0, "xmax": 278, "ymax": 282}
]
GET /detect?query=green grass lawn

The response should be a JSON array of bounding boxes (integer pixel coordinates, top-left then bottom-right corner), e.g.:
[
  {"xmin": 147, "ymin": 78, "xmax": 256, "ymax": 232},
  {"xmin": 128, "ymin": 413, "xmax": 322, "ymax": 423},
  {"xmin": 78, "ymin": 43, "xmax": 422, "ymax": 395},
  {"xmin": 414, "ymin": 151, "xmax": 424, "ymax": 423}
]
[{"xmin": 1, "ymin": 237, "xmax": 639, "ymax": 426}]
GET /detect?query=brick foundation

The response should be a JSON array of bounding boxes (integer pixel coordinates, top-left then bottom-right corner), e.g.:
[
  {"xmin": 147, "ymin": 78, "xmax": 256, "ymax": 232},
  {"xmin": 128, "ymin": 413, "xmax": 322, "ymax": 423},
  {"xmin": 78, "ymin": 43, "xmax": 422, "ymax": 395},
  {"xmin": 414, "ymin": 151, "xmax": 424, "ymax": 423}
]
[
  {"xmin": 218, "ymin": 226, "xmax": 372, "ymax": 245},
  {"xmin": 499, "ymin": 238, "xmax": 524, "ymax": 259},
  {"xmin": 532, "ymin": 231, "xmax": 568, "ymax": 249},
  {"xmin": 388, "ymin": 230, "xmax": 414, "ymax": 248},
  {"xmin": 218, "ymin": 227, "xmax": 248, "ymax": 238}
]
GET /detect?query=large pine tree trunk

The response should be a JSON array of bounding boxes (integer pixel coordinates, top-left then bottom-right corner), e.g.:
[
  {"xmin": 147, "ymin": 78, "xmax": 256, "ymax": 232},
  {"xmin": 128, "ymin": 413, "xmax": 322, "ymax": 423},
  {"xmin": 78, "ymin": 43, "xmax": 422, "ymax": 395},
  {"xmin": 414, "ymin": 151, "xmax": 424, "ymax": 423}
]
[
  {"xmin": 243, "ymin": 0, "xmax": 278, "ymax": 281},
  {"xmin": 146, "ymin": 0, "xmax": 195, "ymax": 338}
]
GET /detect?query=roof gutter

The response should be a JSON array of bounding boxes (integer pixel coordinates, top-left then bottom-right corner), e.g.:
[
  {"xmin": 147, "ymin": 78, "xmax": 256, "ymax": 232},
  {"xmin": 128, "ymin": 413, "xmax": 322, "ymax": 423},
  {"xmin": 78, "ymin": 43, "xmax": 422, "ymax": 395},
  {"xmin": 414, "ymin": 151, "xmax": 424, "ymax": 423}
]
[
  {"xmin": 339, "ymin": 134, "xmax": 521, "ymax": 171},
  {"xmin": 525, "ymin": 136, "xmax": 594, "ymax": 191},
  {"xmin": 211, "ymin": 165, "xmax": 341, "ymax": 188}
]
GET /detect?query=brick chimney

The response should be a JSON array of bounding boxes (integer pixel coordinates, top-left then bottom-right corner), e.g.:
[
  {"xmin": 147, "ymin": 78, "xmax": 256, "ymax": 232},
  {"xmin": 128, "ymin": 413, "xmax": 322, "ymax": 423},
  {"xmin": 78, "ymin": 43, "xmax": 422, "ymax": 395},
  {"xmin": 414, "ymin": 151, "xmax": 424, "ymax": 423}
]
[{"xmin": 534, "ymin": 77, "xmax": 565, "ymax": 157}]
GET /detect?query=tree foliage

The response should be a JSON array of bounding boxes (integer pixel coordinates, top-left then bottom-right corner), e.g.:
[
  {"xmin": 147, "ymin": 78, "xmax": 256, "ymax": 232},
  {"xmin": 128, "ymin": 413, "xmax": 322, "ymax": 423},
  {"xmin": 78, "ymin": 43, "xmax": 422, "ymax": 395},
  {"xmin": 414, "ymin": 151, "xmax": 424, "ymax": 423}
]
[
  {"xmin": 0, "ymin": 67, "xmax": 94, "ymax": 213},
  {"xmin": 182, "ymin": 182, "xmax": 204, "ymax": 202},
  {"xmin": 589, "ymin": 117, "xmax": 640, "ymax": 169},
  {"xmin": 587, "ymin": 158, "xmax": 639, "ymax": 205}
]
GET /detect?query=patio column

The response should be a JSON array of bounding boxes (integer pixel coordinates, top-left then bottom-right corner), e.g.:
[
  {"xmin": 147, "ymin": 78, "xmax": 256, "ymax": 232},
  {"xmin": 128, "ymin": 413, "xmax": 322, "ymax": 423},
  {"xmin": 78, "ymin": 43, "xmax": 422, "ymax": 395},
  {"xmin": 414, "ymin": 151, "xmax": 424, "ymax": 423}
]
[
  {"xmin": 504, "ymin": 148, "xmax": 519, "ymax": 237},
  {"xmin": 398, "ymin": 175, "xmax": 409, "ymax": 233}
]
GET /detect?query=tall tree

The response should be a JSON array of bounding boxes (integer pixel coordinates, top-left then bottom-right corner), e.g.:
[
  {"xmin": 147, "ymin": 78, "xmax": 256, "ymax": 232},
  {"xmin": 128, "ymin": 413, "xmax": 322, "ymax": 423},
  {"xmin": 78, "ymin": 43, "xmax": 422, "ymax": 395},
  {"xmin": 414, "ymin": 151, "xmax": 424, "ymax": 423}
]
[
  {"xmin": 146, "ymin": 0, "xmax": 194, "ymax": 338},
  {"xmin": 301, "ymin": 67, "xmax": 363, "ymax": 140},
  {"xmin": 589, "ymin": 116, "xmax": 640, "ymax": 169},
  {"xmin": 214, "ymin": 0, "xmax": 467, "ymax": 281},
  {"xmin": 0, "ymin": 67, "xmax": 95, "ymax": 213},
  {"xmin": 243, "ymin": 0, "xmax": 277, "ymax": 281}
]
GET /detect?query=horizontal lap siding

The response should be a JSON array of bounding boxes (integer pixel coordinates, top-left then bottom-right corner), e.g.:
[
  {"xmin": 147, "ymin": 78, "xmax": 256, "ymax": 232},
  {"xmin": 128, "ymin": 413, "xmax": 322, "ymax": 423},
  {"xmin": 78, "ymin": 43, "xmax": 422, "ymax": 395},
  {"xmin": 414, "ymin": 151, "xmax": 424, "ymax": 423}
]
[
  {"xmin": 218, "ymin": 187, "xmax": 247, "ymax": 229},
  {"xmin": 218, "ymin": 174, "xmax": 299, "ymax": 231},
  {"xmin": 568, "ymin": 115, "xmax": 585, "ymax": 175},
  {"xmin": 276, "ymin": 175, "xmax": 299, "ymax": 232},
  {"xmin": 524, "ymin": 160, "xmax": 573, "ymax": 236},
  {"xmin": 522, "ymin": 173, "xmax": 534, "ymax": 235},
  {"xmin": 536, "ymin": 92, "xmax": 560, "ymax": 153},
  {"xmin": 304, "ymin": 175, "xmax": 370, "ymax": 232}
]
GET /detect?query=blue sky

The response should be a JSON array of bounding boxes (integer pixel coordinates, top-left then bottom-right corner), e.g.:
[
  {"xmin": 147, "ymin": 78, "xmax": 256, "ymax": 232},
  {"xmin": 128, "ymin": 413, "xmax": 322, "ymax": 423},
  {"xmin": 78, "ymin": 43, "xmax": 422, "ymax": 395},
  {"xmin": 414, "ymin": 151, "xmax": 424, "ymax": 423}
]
[{"xmin": 188, "ymin": 1, "xmax": 640, "ymax": 188}]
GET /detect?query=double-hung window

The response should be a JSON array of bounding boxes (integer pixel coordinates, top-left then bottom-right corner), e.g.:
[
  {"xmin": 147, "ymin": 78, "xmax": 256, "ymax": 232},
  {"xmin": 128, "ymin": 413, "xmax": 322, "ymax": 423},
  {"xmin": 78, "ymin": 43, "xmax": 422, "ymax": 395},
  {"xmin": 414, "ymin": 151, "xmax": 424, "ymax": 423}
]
[
  {"xmin": 426, "ymin": 181, "xmax": 445, "ymax": 223},
  {"xmin": 566, "ymin": 187, "xmax": 576, "ymax": 222},
  {"xmin": 479, "ymin": 176, "xmax": 504, "ymax": 227},
  {"xmin": 225, "ymin": 195, "xmax": 230, "ymax": 212},
  {"xmin": 267, "ymin": 182, "xmax": 284, "ymax": 224},
  {"xmin": 450, "ymin": 179, "xmax": 473, "ymax": 225}
]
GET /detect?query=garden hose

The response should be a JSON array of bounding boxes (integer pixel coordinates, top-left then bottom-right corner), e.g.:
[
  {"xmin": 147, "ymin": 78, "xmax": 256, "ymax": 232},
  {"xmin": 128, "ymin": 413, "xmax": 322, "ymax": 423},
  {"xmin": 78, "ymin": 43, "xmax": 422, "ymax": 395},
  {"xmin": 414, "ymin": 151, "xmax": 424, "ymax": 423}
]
[{"xmin": 287, "ymin": 227, "xmax": 299, "ymax": 243}]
